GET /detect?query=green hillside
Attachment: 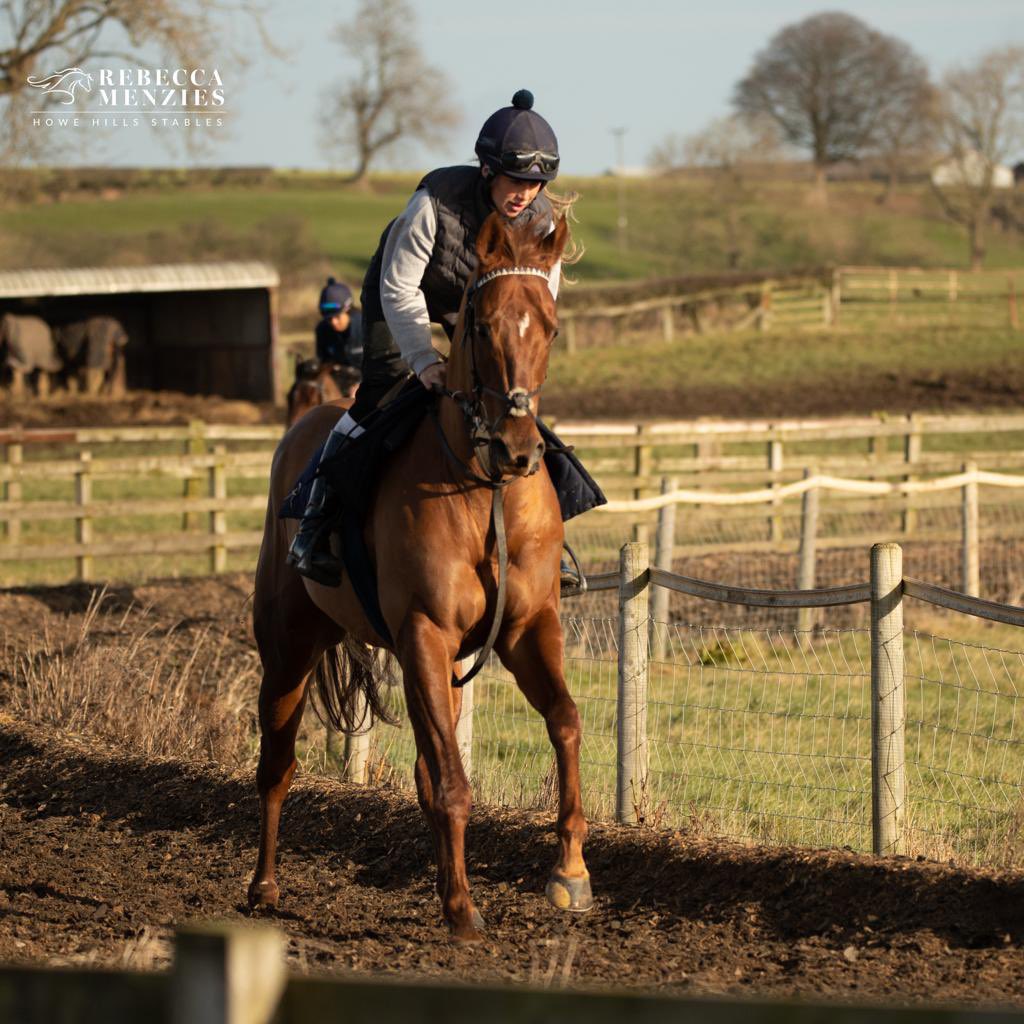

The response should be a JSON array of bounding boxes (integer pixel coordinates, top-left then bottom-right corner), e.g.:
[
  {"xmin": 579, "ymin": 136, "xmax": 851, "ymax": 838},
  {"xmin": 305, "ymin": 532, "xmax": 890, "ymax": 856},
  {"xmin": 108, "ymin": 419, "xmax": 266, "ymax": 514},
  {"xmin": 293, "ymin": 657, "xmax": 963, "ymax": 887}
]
[{"xmin": 3, "ymin": 171, "xmax": 1023, "ymax": 286}]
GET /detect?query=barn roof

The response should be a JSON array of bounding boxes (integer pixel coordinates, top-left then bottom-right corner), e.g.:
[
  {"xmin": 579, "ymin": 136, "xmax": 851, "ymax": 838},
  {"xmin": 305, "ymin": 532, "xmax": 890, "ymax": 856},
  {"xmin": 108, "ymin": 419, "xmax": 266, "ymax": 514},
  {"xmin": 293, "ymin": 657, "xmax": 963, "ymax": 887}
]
[{"xmin": 0, "ymin": 261, "xmax": 280, "ymax": 299}]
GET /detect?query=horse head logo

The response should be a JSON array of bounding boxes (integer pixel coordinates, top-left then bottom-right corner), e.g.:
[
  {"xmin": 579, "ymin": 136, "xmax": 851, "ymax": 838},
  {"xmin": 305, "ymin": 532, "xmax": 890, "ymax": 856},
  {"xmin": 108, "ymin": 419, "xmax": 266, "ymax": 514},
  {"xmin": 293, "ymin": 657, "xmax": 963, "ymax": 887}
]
[{"xmin": 26, "ymin": 67, "xmax": 93, "ymax": 105}]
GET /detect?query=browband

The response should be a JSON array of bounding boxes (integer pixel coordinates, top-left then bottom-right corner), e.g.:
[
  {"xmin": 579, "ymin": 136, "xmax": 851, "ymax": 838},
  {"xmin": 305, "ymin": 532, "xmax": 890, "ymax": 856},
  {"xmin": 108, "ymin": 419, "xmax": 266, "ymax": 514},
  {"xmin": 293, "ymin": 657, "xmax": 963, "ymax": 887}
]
[{"xmin": 474, "ymin": 266, "xmax": 550, "ymax": 289}]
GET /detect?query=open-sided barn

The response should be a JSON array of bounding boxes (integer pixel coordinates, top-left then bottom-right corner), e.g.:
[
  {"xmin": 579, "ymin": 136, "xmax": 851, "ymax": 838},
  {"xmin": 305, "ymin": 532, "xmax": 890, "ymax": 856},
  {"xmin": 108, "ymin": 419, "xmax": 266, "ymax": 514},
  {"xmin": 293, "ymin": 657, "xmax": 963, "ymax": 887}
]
[{"xmin": 0, "ymin": 261, "xmax": 280, "ymax": 400}]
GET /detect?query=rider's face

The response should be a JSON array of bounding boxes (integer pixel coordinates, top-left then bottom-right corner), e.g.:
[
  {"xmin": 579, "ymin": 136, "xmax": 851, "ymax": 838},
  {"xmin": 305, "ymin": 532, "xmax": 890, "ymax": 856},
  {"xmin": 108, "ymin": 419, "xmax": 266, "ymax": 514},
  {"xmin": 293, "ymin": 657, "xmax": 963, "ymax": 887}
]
[
  {"xmin": 489, "ymin": 173, "xmax": 542, "ymax": 219},
  {"xmin": 329, "ymin": 310, "xmax": 351, "ymax": 332}
]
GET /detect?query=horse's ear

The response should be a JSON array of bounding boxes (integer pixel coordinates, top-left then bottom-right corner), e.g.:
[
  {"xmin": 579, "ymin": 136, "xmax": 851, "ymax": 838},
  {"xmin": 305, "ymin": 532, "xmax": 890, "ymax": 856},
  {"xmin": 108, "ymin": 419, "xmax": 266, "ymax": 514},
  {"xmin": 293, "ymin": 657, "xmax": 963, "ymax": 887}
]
[
  {"xmin": 534, "ymin": 216, "xmax": 570, "ymax": 270},
  {"xmin": 476, "ymin": 213, "xmax": 510, "ymax": 269}
]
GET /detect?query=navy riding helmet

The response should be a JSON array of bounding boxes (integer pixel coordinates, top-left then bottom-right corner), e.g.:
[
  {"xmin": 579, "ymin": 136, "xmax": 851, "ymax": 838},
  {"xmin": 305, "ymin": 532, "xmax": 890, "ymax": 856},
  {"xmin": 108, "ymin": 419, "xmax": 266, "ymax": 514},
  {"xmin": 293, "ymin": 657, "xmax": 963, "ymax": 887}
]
[{"xmin": 475, "ymin": 90, "xmax": 559, "ymax": 183}]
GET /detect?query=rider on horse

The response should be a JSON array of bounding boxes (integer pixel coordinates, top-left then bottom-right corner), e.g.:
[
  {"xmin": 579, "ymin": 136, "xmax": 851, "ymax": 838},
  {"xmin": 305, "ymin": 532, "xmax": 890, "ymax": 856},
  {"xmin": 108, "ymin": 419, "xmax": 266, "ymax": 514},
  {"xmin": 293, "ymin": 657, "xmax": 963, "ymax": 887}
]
[
  {"xmin": 288, "ymin": 90, "xmax": 602, "ymax": 590},
  {"xmin": 314, "ymin": 277, "xmax": 363, "ymax": 369}
]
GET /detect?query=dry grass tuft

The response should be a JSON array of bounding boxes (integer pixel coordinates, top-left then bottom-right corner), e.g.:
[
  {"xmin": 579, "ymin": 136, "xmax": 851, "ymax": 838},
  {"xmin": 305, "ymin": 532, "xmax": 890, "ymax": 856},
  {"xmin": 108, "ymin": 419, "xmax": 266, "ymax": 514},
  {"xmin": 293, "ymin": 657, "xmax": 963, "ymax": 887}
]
[{"xmin": 2, "ymin": 589, "xmax": 261, "ymax": 765}]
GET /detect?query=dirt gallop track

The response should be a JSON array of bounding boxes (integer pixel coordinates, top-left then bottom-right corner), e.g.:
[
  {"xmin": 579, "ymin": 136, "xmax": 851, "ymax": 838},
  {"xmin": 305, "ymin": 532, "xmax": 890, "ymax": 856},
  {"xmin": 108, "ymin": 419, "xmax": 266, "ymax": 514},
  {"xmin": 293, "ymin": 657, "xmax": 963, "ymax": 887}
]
[{"xmin": 2, "ymin": 579, "xmax": 1024, "ymax": 1007}]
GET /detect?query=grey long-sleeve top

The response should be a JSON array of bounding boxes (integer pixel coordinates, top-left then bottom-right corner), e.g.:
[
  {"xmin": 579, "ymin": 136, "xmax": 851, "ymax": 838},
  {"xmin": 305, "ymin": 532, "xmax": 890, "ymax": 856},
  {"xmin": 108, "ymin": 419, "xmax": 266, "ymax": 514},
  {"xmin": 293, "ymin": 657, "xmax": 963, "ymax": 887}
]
[{"xmin": 379, "ymin": 189, "xmax": 562, "ymax": 377}]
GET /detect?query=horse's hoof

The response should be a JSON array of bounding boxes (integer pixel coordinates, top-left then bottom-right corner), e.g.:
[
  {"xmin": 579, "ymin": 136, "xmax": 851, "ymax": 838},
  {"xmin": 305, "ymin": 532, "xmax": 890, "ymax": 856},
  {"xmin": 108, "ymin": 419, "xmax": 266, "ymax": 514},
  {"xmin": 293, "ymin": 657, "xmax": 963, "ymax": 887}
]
[
  {"xmin": 546, "ymin": 871, "xmax": 593, "ymax": 913},
  {"xmin": 247, "ymin": 879, "xmax": 279, "ymax": 912},
  {"xmin": 448, "ymin": 908, "xmax": 486, "ymax": 943}
]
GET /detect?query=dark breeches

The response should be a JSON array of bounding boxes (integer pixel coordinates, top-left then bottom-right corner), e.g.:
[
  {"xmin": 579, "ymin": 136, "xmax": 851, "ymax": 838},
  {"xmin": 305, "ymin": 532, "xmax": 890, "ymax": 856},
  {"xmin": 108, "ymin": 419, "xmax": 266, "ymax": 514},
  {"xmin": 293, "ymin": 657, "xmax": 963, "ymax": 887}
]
[{"xmin": 349, "ymin": 319, "xmax": 411, "ymax": 422}]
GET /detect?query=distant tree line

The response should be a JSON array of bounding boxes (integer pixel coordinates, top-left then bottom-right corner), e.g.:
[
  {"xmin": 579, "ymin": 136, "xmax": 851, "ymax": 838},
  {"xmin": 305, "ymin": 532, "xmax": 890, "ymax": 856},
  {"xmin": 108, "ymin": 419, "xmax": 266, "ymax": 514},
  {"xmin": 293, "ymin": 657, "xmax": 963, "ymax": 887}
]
[{"xmin": 649, "ymin": 12, "xmax": 1024, "ymax": 269}]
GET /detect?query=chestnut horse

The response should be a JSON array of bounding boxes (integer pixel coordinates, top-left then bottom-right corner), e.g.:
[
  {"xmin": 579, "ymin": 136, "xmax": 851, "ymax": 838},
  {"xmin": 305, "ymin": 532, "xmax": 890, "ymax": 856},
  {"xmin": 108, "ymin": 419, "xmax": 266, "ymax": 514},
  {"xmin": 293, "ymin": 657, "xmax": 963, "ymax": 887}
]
[
  {"xmin": 249, "ymin": 212, "xmax": 591, "ymax": 940},
  {"xmin": 285, "ymin": 357, "xmax": 361, "ymax": 427}
]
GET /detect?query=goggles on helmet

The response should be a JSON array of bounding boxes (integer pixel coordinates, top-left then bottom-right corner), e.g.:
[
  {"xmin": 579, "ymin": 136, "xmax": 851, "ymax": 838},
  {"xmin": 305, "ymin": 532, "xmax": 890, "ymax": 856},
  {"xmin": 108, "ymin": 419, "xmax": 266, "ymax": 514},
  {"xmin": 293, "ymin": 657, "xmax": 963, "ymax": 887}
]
[{"xmin": 498, "ymin": 149, "xmax": 560, "ymax": 176}]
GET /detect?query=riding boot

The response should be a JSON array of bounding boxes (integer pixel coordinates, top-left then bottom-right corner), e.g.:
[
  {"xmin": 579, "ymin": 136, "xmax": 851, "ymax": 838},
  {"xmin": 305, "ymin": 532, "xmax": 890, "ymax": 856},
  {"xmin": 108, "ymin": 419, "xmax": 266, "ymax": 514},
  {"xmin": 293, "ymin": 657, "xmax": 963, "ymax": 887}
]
[
  {"xmin": 560, "ymin": 541, "xmax": 587, "ymax": 598},
  {"xmin": 286, "ymin": 428, "xmax": 350, "ymax": 586}
]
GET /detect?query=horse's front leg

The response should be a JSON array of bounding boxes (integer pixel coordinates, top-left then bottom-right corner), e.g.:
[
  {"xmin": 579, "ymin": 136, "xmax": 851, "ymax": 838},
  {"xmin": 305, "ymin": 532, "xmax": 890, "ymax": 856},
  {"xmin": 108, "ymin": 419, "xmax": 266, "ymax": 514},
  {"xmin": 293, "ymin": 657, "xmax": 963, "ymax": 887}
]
[
  {"xmin": 497, "ymin": 605, "xmax": 593, "ymax": 913},
  {"xmin": 399, "ymin": 615, "xmax": 482, "ymax": 941}
]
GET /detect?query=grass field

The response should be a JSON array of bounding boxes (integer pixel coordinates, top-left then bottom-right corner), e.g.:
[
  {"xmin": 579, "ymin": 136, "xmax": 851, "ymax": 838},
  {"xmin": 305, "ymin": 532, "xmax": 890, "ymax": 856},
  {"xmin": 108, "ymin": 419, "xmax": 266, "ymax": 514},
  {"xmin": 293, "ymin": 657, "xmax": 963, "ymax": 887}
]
[{"xmin": 4, "ymin": 173, "xmax": 1024, "ymax": 287}]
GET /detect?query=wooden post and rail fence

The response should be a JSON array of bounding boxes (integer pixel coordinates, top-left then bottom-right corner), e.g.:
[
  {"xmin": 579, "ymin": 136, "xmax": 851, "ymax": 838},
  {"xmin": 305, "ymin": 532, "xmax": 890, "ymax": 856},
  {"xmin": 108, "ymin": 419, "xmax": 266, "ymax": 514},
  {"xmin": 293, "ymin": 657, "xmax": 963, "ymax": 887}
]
[
  {"xmin": 2, "ymin": 413, "xmax": 1024, "ymax": 586},
  {"xmin": 551, "ymin": 265, "xmax": 1024, "ymax": 350}
]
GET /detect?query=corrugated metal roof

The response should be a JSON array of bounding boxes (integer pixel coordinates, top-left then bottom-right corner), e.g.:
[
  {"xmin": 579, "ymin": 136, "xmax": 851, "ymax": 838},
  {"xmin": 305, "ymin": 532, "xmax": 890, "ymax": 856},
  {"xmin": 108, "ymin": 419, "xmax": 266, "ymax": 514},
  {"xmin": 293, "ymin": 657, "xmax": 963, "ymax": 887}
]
[{"xmin": 0, "ymin": 261, "xmax": 279, "ymax": 298}]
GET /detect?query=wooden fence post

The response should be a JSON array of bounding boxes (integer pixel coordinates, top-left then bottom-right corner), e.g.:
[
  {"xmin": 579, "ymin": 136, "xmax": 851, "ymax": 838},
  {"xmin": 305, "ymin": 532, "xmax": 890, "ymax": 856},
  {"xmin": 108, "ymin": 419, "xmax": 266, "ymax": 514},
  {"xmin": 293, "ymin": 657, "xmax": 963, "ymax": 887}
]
[
  {"xmin": 769, "ymin": 438, "xmax": 784, "ymax": 543},
  {"xmin": 455, "ymin": 661, "xmax": 474, "ymax": 778},
  {"xmin": 209, "ymin": 443, "xmax": 227, "ymax": 574},
  {"xmin": 870, "ymin": 542, "xmax": 906, "ymax": 857},
  {"xmin": 962, "ymin": 460, "xmax": 980, "ymax": 598},
  {"xmin": 830, "ymin": 268, "xmax": 841, "ymax": 326},
  {"xmin": 660, "ymin": 304, "xmax": 674, "ymax": 343},
  {"xmin": 75, "ymin": 452, "xmax": 93, "ymax": 581},
  {"xmin": 4, "ymin": 436, "xmax": 22, "ymax": 545},
  {"xmin": 797, "ymin": 468, "xmax": 819, "ymax": 635},
  {"xmin": 184, "ymin": 419, "xmax": 207, "ymax": 531},
  {"xmin": 564, "ymin": 317, "xmax": 577, "ymax": 354},
  {"xmin": 173, "ymin": 922, "xmax": 286, "ymax": 1024},
  {"xmin": 343, "ymin": 691, "xmax": 371, "ymax": 783},
  {"xmin": 759, "ymin": 282, "xmax": 773, "ymax": 330},
  {"xmin": 617, "ymin": 541, "xmax": 649, "ymax": 824},
  {"xmin": 651, "ymin": 478, "xmax": 676, "ymax": 661},
  {"xmin": 633, "ymin": 424, "xmax": 652, "ymax": 501},
  {"xmin": 902, "ymin": 413, "xmax": 921, "ymax": 535}
]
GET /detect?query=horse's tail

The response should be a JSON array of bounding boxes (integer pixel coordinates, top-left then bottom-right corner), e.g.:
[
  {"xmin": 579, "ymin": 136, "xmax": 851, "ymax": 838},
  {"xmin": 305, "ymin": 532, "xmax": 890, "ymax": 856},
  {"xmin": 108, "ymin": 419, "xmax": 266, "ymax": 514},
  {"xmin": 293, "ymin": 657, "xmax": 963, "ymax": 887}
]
[{"xmin": 309, "ymin": 635, "xmax": 396, "ymax": 733}]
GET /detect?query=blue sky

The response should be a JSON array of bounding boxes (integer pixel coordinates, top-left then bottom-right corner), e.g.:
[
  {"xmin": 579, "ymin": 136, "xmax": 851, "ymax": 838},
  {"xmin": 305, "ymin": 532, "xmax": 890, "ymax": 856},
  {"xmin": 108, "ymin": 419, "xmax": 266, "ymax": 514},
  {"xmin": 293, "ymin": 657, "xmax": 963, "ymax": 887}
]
[{"xmin": 21, "ymin": 0, "xmax": 1024, "ymax": 173}]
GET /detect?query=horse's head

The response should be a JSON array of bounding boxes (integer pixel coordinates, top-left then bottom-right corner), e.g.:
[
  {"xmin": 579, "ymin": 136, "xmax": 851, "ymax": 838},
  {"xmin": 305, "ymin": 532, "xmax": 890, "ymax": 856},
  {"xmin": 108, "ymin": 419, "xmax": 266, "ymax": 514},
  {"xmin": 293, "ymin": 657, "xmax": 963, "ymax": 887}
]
[{"xmin": 452, "ymin": 211, "xmax": 569, "ymax": 479}]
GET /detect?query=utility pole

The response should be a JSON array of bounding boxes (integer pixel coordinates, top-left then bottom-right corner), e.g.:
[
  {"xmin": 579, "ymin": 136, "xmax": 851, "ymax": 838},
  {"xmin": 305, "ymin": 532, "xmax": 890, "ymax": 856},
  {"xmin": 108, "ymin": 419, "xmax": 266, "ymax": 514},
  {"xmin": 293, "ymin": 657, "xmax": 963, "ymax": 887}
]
[{"xmin": 611, "ymin": 126, "xmax": 628, "ymax": 252}]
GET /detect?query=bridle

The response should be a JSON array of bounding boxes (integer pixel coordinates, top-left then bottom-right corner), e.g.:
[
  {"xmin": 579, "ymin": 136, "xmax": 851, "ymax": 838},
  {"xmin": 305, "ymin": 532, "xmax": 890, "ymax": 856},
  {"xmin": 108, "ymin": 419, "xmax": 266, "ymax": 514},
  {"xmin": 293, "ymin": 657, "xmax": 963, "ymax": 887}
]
[
  {"xmin": 438, "ymin": 265, "xmax": 553, "ymax": 485},
  {"xmin": 429, "ymin": 264, "xmax": 555, "ymax": 687}
]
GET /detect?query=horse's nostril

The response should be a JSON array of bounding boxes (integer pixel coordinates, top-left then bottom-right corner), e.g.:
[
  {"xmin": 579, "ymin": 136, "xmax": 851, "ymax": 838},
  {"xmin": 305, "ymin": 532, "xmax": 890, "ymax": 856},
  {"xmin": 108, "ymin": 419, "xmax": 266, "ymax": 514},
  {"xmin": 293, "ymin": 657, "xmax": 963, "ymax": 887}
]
[{"xmin": 514, "ymin": 454, "xmax": 529, "ymax": 469}]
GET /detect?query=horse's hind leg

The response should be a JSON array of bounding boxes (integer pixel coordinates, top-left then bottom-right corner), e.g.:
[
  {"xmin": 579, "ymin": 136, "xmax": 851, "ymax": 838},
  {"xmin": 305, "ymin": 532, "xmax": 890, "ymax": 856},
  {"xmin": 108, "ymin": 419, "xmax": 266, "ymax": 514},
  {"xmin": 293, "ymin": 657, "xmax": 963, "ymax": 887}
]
[
  {"xmin": 248, "ymin": 587, "xmax": 329, "ymax": 911},
  {"xmin": 400, "ymin": 618, "xmax": 481, "ymax": 941},
  {"xmin": 498, "ymin": 606, "xmax": 592, "ymax": 912}
]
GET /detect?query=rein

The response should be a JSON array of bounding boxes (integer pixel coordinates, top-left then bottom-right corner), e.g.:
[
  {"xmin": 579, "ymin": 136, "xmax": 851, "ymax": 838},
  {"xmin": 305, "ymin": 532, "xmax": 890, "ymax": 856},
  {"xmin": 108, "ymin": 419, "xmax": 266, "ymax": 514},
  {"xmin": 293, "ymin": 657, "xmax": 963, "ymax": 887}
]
[{"xmin": 435, "ymin": 264, "xmax": 551, "ymax": 688}]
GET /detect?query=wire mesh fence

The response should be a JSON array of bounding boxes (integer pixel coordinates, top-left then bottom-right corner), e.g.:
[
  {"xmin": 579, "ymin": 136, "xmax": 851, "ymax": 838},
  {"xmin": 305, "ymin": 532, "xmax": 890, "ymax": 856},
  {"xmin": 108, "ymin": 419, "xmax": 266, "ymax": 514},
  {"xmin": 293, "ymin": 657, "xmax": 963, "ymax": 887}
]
[{"xmin": 342, "ymin": 548, "xmax": 1024, "ymax": 871}]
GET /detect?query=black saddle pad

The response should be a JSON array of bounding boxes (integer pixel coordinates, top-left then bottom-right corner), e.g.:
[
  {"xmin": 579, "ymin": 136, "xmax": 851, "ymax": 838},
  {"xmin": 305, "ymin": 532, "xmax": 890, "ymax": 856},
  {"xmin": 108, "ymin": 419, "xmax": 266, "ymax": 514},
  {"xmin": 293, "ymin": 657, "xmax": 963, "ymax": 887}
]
[{"xmin": 280, "ymin": 381, "xmax": 432, "ymax": 521}]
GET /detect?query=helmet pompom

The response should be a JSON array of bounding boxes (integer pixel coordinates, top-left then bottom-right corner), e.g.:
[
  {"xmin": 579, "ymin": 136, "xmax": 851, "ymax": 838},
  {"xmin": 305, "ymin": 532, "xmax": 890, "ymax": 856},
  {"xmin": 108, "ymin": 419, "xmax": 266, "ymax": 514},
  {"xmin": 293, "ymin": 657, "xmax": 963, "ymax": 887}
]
[
  {"xmin": 326, "ymin": 276, "xmax": 336, "ymax": 285},
  {"xmin": 511, "ymin": 89, "xmax": 534, "ymax": 111}
]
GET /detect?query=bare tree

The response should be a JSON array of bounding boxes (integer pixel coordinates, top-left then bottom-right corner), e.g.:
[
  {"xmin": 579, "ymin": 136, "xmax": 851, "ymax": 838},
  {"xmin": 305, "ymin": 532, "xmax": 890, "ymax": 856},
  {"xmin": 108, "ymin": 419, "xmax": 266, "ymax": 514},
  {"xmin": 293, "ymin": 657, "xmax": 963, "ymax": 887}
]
[
  {"xmin": 733, "ymin": 12, "xmax": 933, "ymax": 203},
  {"xmin": 931, "ymin": 46, "xmax": 1024, "ymax": 269},
  {"xmin": 0, "ymin": 0, "xmax": 271, "ymax": 163},
  {"xmin": 646, "ymin": 132, "xmax": 686, "ymax": 174},
  {"xmin": 683, "ymin": 113, "xmax": 783, "ymax": 175},
  {"xmin": 870, "ymin": 66, "xmax": 941, "ymax": 205},
  {"xmin": 682, "ymin": 114, "xmax": 782, "ymax": 268},
  {"xmin": 320, "ymin": 0, "xmax": 460, "ymax": 184}
]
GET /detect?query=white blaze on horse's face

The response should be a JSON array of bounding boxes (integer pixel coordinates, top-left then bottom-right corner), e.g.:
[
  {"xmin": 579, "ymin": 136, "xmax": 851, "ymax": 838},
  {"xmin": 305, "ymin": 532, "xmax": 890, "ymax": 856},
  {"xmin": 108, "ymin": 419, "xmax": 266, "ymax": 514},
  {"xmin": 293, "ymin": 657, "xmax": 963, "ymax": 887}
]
[{"xmin": 517, "ymin": 313, "xmax": 530, "ymax": 338}]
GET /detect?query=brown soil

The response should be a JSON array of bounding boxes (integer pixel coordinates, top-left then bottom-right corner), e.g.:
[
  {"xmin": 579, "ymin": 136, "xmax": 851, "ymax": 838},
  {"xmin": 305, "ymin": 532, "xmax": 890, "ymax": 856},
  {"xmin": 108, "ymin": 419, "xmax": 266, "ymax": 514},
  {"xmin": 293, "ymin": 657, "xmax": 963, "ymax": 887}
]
[
  {"xmin": 4, "ymin": 360, "xmax": 1024, "ymax": 429},
  {"xmin": 544, "ymin": 366, "xmax": 1024, "ymax": 421},
  {"xmin": 0, "ymin": 389, "xmax": 280, "ymax": 429},
  {"xmin": 2, "ymin": 578, "xmax": 1024, "ymax": 1006}
]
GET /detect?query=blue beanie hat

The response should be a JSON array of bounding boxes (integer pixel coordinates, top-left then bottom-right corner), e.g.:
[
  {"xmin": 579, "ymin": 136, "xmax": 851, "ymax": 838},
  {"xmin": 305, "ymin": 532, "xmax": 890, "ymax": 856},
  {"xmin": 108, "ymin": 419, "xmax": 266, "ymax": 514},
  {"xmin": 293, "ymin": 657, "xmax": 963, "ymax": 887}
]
[{"xmin": 319, "ymin": 277, "xmax": 353, "ymax": 315}]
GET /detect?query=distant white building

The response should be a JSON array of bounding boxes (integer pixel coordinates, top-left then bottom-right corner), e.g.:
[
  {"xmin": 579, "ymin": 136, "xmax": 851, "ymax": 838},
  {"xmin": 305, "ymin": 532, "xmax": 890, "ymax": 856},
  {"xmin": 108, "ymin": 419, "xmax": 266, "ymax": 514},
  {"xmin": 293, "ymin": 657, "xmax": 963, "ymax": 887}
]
[{"xmin": 931, "ymin": 150, "xmax": 1015, "ymax": 189}]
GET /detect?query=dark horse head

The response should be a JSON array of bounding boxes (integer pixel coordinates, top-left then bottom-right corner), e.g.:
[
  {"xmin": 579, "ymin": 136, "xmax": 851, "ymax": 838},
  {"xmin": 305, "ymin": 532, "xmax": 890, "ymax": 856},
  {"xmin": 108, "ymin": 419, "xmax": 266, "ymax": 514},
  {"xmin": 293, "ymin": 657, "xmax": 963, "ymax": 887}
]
[{"xmin": 448, "ymin": 212, "xmax": 569, "ymax": 479}]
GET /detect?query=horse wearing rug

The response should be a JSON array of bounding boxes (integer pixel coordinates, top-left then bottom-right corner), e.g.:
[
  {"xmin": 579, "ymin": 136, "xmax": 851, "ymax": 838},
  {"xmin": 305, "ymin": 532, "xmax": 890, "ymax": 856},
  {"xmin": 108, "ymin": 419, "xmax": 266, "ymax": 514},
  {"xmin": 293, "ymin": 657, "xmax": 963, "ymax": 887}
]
[
  {"xmin": 0, "ymin": 313, "xmax": 61, "ymax": 397},
  {"xmin": 54, "ymin": 316, "xmax": 128, "ymax": 396},
  {"xmin": 250, "ymin": 213, "xmax": 591, "ymax": 940}
]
